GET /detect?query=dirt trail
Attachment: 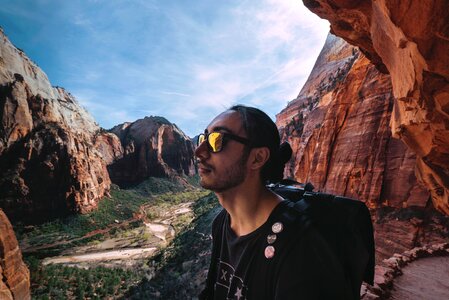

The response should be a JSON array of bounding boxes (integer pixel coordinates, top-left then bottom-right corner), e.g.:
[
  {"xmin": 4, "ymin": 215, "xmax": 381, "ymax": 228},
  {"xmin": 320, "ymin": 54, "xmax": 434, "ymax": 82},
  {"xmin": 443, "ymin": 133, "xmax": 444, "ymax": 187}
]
[
  {"xmin": 42, "ymin": 247, "xmax": 158, "ymax": 265},
  {"xmin": 389, "ymin": 256, "xmax": 449, "ymax": 300}
]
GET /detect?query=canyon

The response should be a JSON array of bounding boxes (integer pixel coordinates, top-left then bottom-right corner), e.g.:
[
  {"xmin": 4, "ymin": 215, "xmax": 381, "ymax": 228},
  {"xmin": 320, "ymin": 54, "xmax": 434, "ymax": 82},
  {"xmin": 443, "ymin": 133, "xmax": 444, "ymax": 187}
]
[
  {"xmin": 1, "ymin": 0, "xmax": 449, "ymax": 298},
  {"xmin": 0, "ymin": 28, "xmax": 195, "ymax": 223},
  {"xmin": 302, "ymin": 0, "xmax": 449, "ymax": 216},
  {"xmin": 277, "ymin": 34, "xmax": 429, "ymax": 210},
  {"xmin": 0, "ymin": 28, "xmax": 196, "ymax": 298}
]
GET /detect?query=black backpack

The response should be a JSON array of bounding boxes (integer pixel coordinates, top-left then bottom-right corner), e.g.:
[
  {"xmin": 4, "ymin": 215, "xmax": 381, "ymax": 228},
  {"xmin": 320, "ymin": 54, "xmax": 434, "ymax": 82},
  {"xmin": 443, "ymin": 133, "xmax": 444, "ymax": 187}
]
[{"xmin": 269, "ymin": 181, "xmax": 375, "ymax": 300}]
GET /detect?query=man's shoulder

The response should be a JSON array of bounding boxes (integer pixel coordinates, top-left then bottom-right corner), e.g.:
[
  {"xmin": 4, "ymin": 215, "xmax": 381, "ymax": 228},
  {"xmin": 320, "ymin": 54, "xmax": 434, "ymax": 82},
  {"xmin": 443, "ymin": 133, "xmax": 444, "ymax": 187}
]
[{"xmin": 273, "ymin": 200, "xmax": 311, "ymax": 231}]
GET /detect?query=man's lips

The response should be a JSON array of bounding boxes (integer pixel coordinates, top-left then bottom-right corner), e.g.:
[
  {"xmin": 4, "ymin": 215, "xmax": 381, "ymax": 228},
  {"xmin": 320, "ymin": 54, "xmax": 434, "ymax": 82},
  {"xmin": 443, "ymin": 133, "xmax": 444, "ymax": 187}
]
[{"xmin": 198, "ymin": 162, "xmax": 213, "ymax": 173}]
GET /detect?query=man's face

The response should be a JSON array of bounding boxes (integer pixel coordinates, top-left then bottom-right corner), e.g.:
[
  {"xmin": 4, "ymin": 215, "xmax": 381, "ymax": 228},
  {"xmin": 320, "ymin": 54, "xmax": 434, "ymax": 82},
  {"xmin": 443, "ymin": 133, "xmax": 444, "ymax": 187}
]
[{"xmin": 194, "ymin": 110, "xmax": 250, "ymax": 192}]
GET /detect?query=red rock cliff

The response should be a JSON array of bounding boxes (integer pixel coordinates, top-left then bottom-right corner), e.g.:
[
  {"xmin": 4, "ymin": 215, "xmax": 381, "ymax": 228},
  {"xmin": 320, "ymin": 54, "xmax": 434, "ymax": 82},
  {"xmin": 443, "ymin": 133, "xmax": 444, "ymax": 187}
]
[
  {"xmin": 108, "ymin": 116, "xmax": 195, "ymax": 187},
  {"xmin": 277, "ymin": 34, "xmax": 429, "ymax": 209},
  {"xmin": 302, "ymin": 0, "xmax": 449, "ymax": 214},
  {"xmin": 0, "ymin": 209, "xmax": 30, "ymax": 300},
  {"xmin": 0, "ymin": 29, "xmax": 111, "ymax": 222}
]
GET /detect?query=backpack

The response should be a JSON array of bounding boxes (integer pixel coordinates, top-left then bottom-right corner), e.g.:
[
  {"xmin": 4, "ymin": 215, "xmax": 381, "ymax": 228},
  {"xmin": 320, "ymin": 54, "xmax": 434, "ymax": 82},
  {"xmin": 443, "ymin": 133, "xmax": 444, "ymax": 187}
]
[{"xmin": 269, "ymin": 181, "xmax": 375, "ymax": 300}]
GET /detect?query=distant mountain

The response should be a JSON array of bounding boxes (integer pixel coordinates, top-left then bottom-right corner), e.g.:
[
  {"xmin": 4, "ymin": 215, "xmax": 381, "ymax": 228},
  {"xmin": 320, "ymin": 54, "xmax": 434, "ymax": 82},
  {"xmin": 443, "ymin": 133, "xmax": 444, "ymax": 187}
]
[{"xmin": 107, "ymin": 116, "xmax": 195, "ymax": 187}]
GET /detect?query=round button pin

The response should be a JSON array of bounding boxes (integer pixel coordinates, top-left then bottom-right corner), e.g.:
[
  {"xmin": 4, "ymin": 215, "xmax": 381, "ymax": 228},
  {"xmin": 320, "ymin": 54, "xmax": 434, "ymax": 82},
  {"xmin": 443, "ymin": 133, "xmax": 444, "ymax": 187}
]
[
  {"xmin": 264, "ymin": 245, "xmax": 275, "ymax": 259},
  {"xmin": 267, "ymin": 234, "xmax": 277, "ymax": 244},
  {"xmin": 271, "ymin": 222, "xmax": 283, "ymax": 234}
]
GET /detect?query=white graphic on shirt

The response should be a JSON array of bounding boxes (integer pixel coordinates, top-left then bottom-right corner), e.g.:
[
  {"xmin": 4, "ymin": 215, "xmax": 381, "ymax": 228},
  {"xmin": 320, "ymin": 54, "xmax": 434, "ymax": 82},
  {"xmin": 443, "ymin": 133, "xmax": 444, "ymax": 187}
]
[
  {"xmin": 221, "ymin": 269, "xmax": 228, "ymax": 281},
  {"xmin": 235, "ymin": 287, "xmax": 243, "ymax": 300},
  {"xmin": 215, "ymin": 260, "xmax": 248, "ymax": 299}
]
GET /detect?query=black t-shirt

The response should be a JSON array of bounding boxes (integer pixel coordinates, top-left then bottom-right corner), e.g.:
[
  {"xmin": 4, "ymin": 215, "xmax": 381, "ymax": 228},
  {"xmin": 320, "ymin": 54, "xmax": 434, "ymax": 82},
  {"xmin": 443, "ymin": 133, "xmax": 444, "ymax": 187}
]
[
  {"xmin": 200, "ymin": 200, "xmax": 350, "ymax": 300},
  {"xmin": 214, "ymin": 203, "xmax": 286, "ymax": 299}
]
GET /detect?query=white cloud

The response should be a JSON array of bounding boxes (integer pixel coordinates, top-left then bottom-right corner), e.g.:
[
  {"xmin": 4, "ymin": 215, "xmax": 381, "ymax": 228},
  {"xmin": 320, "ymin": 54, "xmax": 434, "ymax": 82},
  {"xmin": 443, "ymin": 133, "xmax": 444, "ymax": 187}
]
[{"xmin": 160, "ymin": 91, "xmax": 191, "ymax": 97}]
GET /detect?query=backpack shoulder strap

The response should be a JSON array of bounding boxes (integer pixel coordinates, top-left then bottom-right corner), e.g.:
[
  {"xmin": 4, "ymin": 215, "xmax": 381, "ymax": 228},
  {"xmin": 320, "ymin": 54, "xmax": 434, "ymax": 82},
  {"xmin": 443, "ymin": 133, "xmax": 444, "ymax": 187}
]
[{"xmin": 199, "ymin": 209, "xmax": 226, "ymax": 300}]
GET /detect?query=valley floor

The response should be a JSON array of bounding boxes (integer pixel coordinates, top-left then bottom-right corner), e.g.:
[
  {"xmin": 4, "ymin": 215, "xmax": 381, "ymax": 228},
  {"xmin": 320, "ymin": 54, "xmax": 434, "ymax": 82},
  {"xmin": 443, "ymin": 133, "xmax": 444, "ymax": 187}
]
[{"xmin": 15, "ymin": 177, "xmax": 219, "ymax": 299}]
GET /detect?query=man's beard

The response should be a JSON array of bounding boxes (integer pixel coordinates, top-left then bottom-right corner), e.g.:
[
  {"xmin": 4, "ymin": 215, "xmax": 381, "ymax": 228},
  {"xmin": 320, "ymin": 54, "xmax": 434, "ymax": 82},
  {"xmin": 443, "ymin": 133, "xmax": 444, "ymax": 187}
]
[{"xmin": 200, "ymin": 150, "xmax": 250, "ymax": 192}]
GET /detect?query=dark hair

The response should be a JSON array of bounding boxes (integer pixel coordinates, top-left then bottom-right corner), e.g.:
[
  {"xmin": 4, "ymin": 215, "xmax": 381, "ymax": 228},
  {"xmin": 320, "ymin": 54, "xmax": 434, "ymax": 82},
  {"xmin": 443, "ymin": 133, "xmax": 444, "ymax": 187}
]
[{"xmin": 229, "ymin": 104, "xmax": 292, "ymax": 183}]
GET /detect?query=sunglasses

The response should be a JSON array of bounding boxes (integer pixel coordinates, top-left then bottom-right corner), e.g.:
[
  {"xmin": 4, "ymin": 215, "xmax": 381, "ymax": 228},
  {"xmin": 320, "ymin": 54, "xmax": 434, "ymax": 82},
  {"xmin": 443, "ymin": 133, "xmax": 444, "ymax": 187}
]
[{"xmin": 197, "ymin": 131, "xmax": 250, "ymax": 153}]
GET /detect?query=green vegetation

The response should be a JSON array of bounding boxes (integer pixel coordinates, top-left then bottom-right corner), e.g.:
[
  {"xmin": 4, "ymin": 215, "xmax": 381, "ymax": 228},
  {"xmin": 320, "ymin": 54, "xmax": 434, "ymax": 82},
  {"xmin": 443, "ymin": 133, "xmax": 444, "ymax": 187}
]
[
  {"xmin": 127, "ymin": 193, "xmax": 221, "ymax": 299},
  {"xmin": 16, "ymin": 177, "xmax": 199, "ymax": 251},
  {"xmin": 26, "ymin": 256, "xmax": 141, "ymax": 300},
  {"xmin": 17, "ymin": 176, "xmax": 218, "ymax": 299}
]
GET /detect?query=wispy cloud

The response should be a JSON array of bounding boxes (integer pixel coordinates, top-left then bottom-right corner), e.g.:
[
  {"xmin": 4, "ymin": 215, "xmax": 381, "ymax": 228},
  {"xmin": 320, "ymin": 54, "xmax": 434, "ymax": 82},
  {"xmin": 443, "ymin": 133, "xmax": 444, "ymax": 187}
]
[
  {"xmin": 0, "ymin": 0, "xmax": 329, "ymax": 137},
  {"xmin": 160, "ymin": 91, "xmax": 191, "ymax": 97}
]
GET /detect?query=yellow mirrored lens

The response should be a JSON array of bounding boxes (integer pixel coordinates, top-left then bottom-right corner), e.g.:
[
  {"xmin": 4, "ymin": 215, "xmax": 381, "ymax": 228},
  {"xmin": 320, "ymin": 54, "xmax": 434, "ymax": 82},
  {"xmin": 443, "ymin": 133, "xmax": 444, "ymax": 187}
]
[
  {"xmin": 208, "ymin": 132, "xmax": 223, "ymax": 152},
  {"xmin": 198, "ymin": 134, "xmax": 205, "ymax": 146}
]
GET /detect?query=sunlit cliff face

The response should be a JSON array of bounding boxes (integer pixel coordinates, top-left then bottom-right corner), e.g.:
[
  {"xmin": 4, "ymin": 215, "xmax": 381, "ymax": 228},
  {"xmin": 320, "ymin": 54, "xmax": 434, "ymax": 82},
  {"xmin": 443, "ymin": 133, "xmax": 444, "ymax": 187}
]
[
  {"xmin": 276, "ymin": 34, "xmax": 429, "ymax": 210},
  {"xmin": 0, "ymin": 29, "xmax": 112, "ymax": 222},
  {"xmin": 302, "ymin": 0, "xmax": 449, "ymax": 214}
]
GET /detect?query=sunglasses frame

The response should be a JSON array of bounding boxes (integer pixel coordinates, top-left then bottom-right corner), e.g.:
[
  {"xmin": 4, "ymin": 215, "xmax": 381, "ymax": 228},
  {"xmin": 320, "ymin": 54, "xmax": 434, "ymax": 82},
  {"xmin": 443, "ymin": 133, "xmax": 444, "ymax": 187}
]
[{"xmin": 197, "ymin": 131, "xmax": 250, "ymax": 153}]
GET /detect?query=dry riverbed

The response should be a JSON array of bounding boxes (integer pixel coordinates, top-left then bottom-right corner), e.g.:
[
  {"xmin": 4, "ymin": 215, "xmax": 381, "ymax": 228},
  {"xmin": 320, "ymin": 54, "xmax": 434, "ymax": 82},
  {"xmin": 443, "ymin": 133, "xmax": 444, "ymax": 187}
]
[{"xmin": 40, "ymin": 201, "xmax": 195, "ymax": 268}]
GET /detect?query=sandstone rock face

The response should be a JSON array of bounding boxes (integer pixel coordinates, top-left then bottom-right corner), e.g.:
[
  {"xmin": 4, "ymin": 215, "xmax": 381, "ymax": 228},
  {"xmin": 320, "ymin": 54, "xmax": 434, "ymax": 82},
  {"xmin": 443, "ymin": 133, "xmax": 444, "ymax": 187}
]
[
  {"xmin": 108, "ymin": 116, "xmax": 195, "ymax": 187},
  {"xmin": 0, "ymin": 209, "xmax": 30, "ymax": 300},
  {"xmin": 94, "ymin": 131, "xmax": 124, "ymax": 165},
  {"xmin": 0, "ymin": 29, "xmax": 111, "ymax": 222},
  {"xmin": 277, "ymin": 34, "xmax": 429, "ymax": 209},
  {"xmin": 302, "ymin": 0, "xmax": 449, "ymax": 214}
]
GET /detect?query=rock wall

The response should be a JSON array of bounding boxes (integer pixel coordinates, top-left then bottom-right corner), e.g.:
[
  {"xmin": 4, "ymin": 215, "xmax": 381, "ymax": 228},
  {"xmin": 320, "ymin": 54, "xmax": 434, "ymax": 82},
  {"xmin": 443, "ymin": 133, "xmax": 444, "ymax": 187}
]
[
  {"xmin": 302, "ymin": 0, "xmax": 449, "ymax": 214},
  {"xmin": 108, "ymin": 116, "xmax": 195, "ymax": 187},
  {"xmin": 0, "ymin": 29, "xmax": 111, "ymax": 222},
  {"xmin": 94, "ymin": 131, "xmax": 124, "ymax": 165},
  {"xmin": 277, "ymin": 34, "xmax": 428, "ymax": 209},
  {"xmin": 0, "ymin": 209, "xmax": 30, "ymax": 300}
]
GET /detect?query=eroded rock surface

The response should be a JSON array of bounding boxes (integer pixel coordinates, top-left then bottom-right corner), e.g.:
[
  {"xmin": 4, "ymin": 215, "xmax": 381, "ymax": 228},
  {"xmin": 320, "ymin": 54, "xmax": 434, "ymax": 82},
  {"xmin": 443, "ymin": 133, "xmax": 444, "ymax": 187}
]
[
  {"xmin": 277, "ymin": 33, "xmax": 449, "ymax": 265},
  {"xmin": 108, "ymin": 117, "xmax": 195, "ymax": 187},
  {"xmin": 0, "ymin": 29, "xmax": 111, "ymax": 222},
  {"xmin": 277, "ymin": 34, "xmax": 428, "ymax": 209},
  {"xmin": 0, "ymin": 209, "xmax": 30, "ymax": 300},
  {"xmin": 302, "ymin": 0, "xmax": 449, "ymax": 214}
]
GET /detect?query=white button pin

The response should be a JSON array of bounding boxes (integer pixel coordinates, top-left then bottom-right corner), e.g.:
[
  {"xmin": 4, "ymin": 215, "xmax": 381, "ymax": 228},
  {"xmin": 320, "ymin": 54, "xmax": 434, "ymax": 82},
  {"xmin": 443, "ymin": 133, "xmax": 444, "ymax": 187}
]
[{"xmin": 271, "ymin": 222, "xmax": 283, "ymax": 234}]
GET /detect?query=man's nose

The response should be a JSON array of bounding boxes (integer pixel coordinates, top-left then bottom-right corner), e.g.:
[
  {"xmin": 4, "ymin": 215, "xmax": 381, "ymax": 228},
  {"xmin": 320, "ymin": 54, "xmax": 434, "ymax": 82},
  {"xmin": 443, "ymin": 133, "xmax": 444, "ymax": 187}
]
[{"xmin": 194, "ymin": 139, "xmax": 210, "ymax": 160}]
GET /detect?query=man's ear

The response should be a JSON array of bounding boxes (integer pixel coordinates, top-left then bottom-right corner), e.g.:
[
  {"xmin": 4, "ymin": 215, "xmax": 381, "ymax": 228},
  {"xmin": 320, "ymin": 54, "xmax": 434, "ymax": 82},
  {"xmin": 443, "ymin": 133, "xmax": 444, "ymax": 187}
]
[{"xmin": 249, "ymin": 147, "xmax": 270, "ymax": 170}]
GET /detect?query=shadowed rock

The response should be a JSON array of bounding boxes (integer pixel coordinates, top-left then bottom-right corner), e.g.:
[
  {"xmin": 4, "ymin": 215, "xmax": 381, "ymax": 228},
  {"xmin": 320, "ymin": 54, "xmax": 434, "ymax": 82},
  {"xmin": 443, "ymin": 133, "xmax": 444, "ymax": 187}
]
[
  {"xmin": 107, "ymin": 116, "xmax": 195, "ymax": 187},
  {"xmin": 0, "ymin": 209, "xmax": 30, "ymax": 300}
]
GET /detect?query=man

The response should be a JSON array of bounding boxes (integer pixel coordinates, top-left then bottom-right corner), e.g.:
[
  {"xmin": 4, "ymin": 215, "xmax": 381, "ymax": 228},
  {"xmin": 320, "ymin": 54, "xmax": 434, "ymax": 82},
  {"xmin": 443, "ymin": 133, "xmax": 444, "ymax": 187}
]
[{"xmin": 196, "ymin": 105, "xmax": 349, "ymax": 299}]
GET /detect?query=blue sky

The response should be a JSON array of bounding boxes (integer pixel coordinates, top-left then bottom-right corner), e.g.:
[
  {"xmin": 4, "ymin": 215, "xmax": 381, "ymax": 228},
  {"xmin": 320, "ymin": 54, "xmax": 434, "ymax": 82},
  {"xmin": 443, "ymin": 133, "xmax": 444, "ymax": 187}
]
[{"xmin": 0, "ymin": 0, "xmax": 329, "ymax": 137}]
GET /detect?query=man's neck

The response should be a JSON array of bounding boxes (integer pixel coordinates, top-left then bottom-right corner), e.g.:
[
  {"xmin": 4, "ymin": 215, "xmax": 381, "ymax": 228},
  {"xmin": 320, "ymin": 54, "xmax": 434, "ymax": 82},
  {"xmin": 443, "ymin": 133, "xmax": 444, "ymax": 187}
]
[{"xmin": 215, "ymin": 181, "xmax": 282, "ymax": 237}]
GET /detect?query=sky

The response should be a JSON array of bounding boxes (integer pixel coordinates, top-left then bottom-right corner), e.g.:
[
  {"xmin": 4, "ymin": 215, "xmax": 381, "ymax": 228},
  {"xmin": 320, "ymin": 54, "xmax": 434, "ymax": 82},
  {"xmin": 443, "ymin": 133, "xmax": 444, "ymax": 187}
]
[{"xmin": 0, "ymin": 0, "xmax": 330, "ymax": 137}]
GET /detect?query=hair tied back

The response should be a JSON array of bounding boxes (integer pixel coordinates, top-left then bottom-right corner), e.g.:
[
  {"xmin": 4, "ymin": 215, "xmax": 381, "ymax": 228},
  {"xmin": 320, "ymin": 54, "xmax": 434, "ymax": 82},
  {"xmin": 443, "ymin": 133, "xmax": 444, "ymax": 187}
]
[{"xmin": 279, "ymin": 142, "xmax": 292, "ymax": 165}]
